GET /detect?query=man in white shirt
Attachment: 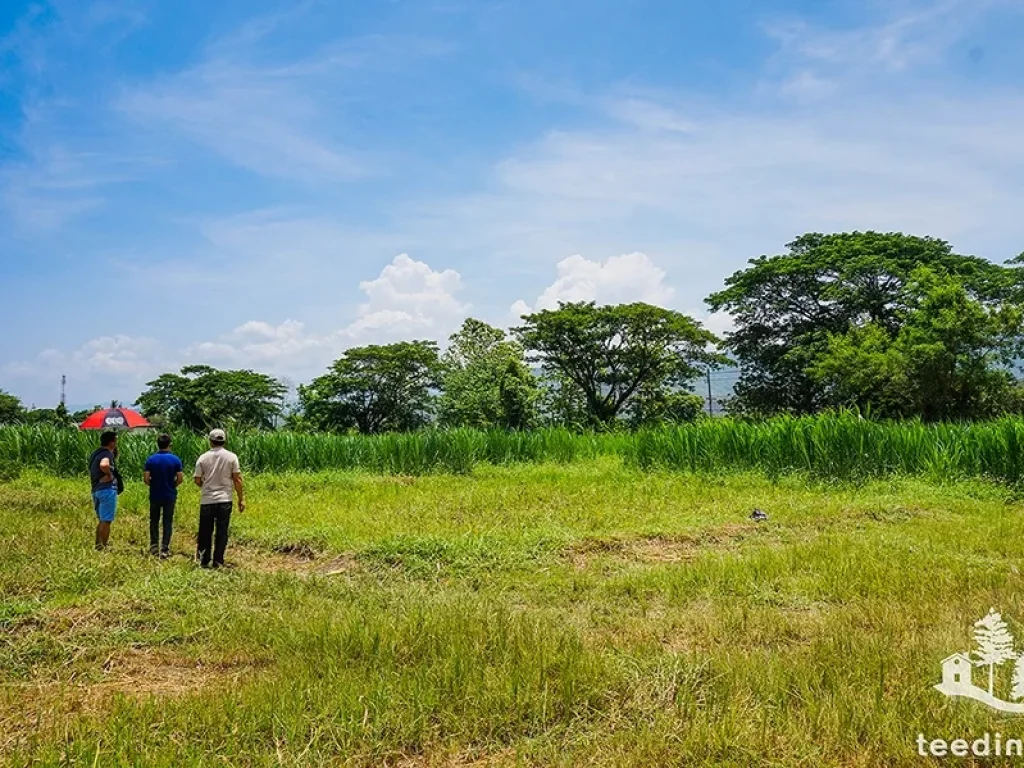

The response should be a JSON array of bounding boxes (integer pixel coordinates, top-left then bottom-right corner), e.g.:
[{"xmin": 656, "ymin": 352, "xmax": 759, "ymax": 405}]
[{"xmin": 193, "ymin": 428, "xmax": 245, "ymax": 568}]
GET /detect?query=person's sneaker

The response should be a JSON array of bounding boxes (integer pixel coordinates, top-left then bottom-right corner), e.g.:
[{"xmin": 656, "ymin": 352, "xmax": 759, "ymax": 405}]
[{"xmin": 159, "ymin": 550, "xmax": 171, "ymax": 559}]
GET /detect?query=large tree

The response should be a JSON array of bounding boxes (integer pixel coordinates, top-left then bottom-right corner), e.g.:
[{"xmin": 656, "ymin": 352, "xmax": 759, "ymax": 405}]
[
  {"xmin": 809, "ymin": 269, "xmax": 1024, "ymax": 420},
  {"xmin": 438, "ymin": 319, "xmax": 539, "ymax": 430},
  {"xmin": 514, "ymin": 302, "xmax": 723, "ymax": 428},
  {"xmin": 706, "ymin": 232, "xmax": 1023, "ymax": 416},
  {"xmin": 138, "ymin": 365, "xmax": 287, "ymax": 431},
  {"xmin": 298, "ymin": 341, "xmax": 441, "ymax": 433},
  {"xmin": 0, "ymin": 391, "xmax": 25, "ymax": 426}
]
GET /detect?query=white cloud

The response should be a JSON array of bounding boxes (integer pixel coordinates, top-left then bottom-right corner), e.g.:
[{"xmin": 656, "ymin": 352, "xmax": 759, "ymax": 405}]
[
  {"xmin": 0, "ymin": 139, "xmax": 144, "ymax": 231},
  {"xmin": 414, "ymin": 82, "xmax": 1024, "ymax": 312},
  {"xmin": 762, "ymin": 0, "xmax": 1021, "ymax": 95},
  {"xmin": 508, "ymin": 253, "xmax": 732, "ymax": 339},
  {"xmin": 185, "ymin": 320, "xmax": 324, "ymax": 370},
  {"xmin": 688, "ymin": 310, "xmax": 736, "ymax": 339},
  {"xmin": 5, "ymin": 253, "xmax": 470, "ymax": 403},
  {"xmin": 511, "ymin": 253, "xmax": 674, "ymax": 316},
  {"xmin": 117, "ymin": 13, "xmax": 449, "ymax": 184},
  {"xmin": 3, "ymin": 334, "xmax": 169, "ymax": 404},
  {"xmin": 183, "ymin": 254, "xmax": 469, "ymax": 376},
  {"xmin": 73, "ymin": 335, "xmax": 165, "ymax": 376},
  {"xmin": 24, "ymin": 335, "xmax": 165, "ymax": 377},
  {"xmin": 119, "ymin": 59, "xmax": 363, "ymax": 184},
  {"xmin": 346, "ymin": 254, "xmax": 468, "ymax": 337},
  {"xmin": 603, "ymin": 98, "xmax": 698, "ymax": 133},
  {"xmin": 397, "ymin": 0, "xmax": 1024, "ymax": 287}
]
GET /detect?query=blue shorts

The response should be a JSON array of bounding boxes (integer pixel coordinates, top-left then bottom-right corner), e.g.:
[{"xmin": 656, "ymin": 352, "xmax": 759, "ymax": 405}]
[{"xmin": 92, "ymin": 488, "xmax": 118, "ymax": 522}]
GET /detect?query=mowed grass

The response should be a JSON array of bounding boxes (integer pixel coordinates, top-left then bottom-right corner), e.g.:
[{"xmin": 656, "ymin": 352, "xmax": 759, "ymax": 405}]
[{"xmin": 3, "ymin": 460, "xmax": 1024, "ymax": 766}]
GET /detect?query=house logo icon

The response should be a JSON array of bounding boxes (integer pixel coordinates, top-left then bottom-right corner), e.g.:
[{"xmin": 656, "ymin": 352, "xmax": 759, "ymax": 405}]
[{"xmin": 936, "ymin": 609, "xmax": 1024, "ymax": 713}]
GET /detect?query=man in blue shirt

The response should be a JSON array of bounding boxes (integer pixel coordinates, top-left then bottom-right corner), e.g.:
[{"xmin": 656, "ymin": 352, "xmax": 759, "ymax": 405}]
[{"xmin": 144, "ymin": 434, "xmax": 184, "ymax": 557}]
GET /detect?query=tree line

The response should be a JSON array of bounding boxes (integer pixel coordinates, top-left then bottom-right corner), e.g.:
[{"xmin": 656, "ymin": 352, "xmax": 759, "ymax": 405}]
[
  {"xmin": 0, "ymin": 399, "xmax": 106, "ymax": 429},
  {"xmin": 4, "ymin": 231, "xmax": 1024, "ymax": 432},
  {"xmin": 136, "ymin": 302, "xmax": 724, "ymax": 433}
]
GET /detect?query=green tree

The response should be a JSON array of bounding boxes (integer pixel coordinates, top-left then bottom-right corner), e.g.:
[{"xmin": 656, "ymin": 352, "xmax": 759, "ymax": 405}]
[
  {"xmin": 71, "ymin": 405, "xmax": 102, "ymax": 424},
  {"xmin": 24, "ymin": 403, "xmax": 74, "ymax": 427},
  {"xmin": 55, "ymin": 402, "xmax": 71, "ymax": 426},
  {"xmin": 0, "ymin": 391, "xmax": 25, "ymax": 425},
  {"xmin": 298, "ymin": 341, "xmax": 441, "ymax": 433},
  {"xmin": 137, "ymin": 365, "xmax": 287, "ymax": 431},
  {"xmin": 438, "ymin": 319, "xmax": 539, "ymax": 429},
  {"xmin": 514, "ymin": 302, "xmax": 723, "ymax": 428},
  {"xmin": 536, "ymin": 371, "xmax": 590, "ymax": 429},
  {"xmin": 626, "ymin": 383, "xmax": 706, "ymax": 428},
  {"xmin": 810, "ymin": 269, "xmax": 1024, "ymax": 420},
  {"xmin": 806, "ymin": 324, "xmax": 908, "ymax": 418},
  {"xmin": 707, "ymin": 232, "xmax": 1022, "ymax": 416}
]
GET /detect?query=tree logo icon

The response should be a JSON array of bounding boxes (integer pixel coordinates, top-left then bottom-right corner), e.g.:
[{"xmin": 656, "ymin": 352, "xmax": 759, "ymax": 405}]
[{"xmin": 936, "ymin": 609, "xmax": 1024, "ymax": 713}]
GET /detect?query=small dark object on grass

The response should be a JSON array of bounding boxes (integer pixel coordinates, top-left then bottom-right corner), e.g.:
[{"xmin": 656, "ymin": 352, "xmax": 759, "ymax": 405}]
[{"xmin": 750, "ymin": 508, "xmax": 768, "ymax": 522}]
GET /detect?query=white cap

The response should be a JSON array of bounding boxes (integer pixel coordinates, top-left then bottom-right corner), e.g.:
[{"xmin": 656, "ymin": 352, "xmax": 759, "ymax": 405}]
[{"xmin": 209, "ymin": 428, "xmax": 226, "ymax": 443}]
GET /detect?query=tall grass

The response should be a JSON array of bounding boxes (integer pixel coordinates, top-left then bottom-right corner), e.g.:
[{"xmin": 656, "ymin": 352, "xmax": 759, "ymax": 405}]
[
  {"xmin": 4, "ymin": 414, "xmax": 1024, "ymax": 483},
  {"xmin": 0, "ymin": 426, "xmax": 624, "ymax": 477},
  {"xmin": 626, "ymin": 413, "xmax": 1024, "ymax": 484}
]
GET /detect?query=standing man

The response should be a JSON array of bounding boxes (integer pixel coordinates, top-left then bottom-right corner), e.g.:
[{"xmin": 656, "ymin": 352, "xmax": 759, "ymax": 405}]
[
  {"xmin": 88, "ymin": 431, "xmax": 122, "ymax": 550},
  {"xmin": 144, "ymin": 433, "xmax": 184, "ymax": 558},
  {"xmin": 193, "ymin": 428, "xmax": 245, "ymax": 569}
]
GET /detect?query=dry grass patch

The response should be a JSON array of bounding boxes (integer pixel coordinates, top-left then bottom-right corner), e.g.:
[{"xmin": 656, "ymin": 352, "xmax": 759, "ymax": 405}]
[
  {"xmin": 655, "ymin": 602, "xmax": 831, "ymax": 654},
  {"xmin": 383, "ymin": 476, "xmax": 419, "ymax": 486},
  {"xmin": 566, "ymin": 522, "xmax": 764, "ymax": 570},
  {"xmin": 97, "ymin": 646, "xmax": 267, "ymax": 694},
  {"xmin": 5, "ymin": 602, "xmax": 161, "ymax": 648},
  {"xmin": 0, "ymin": 647, "xmax": 271, "ymax": 758},
  {"xmin": 231, "ymin": 543, "xmax": 360, "ymax": 577},
  {"xmin": 388, "ymin": 747, "xmax": 517, "ymax": 767},
  {"xmin": 572, "ymin": 595, "xmax": 833, "ymax": 656}
]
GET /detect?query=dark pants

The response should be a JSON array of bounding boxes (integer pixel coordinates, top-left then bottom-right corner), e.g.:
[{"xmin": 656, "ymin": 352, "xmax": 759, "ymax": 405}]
[
  {"xmin": 197, "ymin": 502, "xmax": 232, "ymax": 567},
  {"xmin": 149, "ymin": 498, "xmax": 175, "ymax": 554}
]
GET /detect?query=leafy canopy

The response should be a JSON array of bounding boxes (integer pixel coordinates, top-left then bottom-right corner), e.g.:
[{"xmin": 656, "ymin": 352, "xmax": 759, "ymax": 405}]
[
  {"xmin": 809, "ymin": 268, "xmax": 1024, "ymax": 420},
  {"xmin": 137, "ymin": 365, "xmax": 287, "ymax": 431},
  {"xmin": 438, "ymin": 319, "xmax": 539, "ymax": 430},
  {"xmin": 706, "ymin": 232, "xmax": 1024, "ymax": 416},
  {"xmin": 24, "ymin": 403, "xmax": 74, "ymax": 427},
  {"xmin": 0, "ymin": 391, "xmax": 25, "ymax": 426},
  {"xmin": 514, "ymin": 301, "xmax": 724, "ymax": 427},
  {"xmin": 536, "ymin": 371, "xmax": 591, "ymax": 430},
  {"xmin": 298, "ymin": 341, "xmax": 441, "ymax": 433}
]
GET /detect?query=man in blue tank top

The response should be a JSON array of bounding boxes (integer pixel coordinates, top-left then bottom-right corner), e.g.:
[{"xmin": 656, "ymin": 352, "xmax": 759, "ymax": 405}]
[
  {"xmin": 88, "ymin": 431, "xmax": 121, "ymax": 550},
  {"xmin": 144, "ymin": 433, "xmax": 184, "ymax": 557}
]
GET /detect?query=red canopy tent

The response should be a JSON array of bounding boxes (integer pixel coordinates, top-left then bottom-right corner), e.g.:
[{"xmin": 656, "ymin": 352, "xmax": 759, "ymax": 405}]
[{"xmin": 78, "ymin": 407, "xmax": 152, "ymax": 431}]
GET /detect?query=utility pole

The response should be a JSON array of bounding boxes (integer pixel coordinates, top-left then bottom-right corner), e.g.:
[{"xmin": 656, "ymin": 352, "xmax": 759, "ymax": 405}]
[
  {"xmin": 706, "ymin": 367, "xmax": 713, "ymax": 417},
  {"xmin": 60, "ymin": 375, "xmax": 66, "ymax": 407}
]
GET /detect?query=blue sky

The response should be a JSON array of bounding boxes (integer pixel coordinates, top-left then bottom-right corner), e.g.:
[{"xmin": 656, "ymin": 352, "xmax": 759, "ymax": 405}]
[{"xmin": 3, "ymin": 0, "xmax": 1024, "ymax": 407}]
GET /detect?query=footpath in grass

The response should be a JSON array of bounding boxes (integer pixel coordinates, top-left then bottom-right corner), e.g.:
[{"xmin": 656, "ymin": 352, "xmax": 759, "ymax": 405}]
[{"xmin": 2, "ymin": 460, "xmax": 1024, "ymax": 766}]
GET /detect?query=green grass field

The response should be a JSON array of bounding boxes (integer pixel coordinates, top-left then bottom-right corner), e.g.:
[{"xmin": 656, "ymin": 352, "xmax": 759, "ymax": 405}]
[{"xmin": 3, "ymin": 459, "xmax": 1024, "ymax": 766}]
